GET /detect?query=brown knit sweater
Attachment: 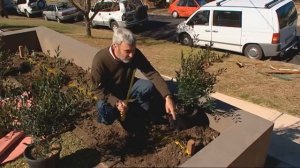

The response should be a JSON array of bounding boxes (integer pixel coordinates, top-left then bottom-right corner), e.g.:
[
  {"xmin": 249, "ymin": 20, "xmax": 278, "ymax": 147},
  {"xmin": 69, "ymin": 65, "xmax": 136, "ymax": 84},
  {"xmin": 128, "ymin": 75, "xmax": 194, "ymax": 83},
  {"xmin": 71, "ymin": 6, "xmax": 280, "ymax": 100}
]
[{"xmin": 91, "ymin": 47, "xmax": 171, "ymax": 107}]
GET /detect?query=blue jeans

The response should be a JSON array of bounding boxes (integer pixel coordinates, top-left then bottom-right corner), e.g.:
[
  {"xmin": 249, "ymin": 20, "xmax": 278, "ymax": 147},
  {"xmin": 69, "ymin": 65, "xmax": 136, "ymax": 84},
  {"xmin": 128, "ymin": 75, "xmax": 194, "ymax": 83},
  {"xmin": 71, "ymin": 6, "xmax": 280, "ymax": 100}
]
[{"xmin": 97, "ymin": 79, "xmax": 155, "ymax": 125}]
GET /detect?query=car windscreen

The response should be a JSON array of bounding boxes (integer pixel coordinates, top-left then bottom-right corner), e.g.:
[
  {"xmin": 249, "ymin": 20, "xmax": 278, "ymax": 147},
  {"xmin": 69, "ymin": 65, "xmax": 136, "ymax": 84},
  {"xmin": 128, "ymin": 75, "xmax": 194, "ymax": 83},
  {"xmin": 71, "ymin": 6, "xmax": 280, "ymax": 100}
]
[
  {"xmin": 276, "ymin": 1, "xmax": 297, "ymax": 29},
  {"xmin": 57, "ymin": 3, "xmax": 71, "ymax": 10}
]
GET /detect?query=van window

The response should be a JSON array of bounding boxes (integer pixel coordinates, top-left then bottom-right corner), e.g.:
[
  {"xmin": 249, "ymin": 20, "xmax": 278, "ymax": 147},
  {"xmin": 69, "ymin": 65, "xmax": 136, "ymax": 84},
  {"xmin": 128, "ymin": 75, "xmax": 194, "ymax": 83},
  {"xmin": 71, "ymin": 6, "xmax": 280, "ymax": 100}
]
[
  {"xmin": 188, "ymin": 10, "xmax": 210, "ymax": 25},
  {"xmin": 213, "ymin": 10, "xmax": 242, "ymax": 28},
  {"xmin": 276, "ymin": 1, "xmax": 297, "ymax": 29}
]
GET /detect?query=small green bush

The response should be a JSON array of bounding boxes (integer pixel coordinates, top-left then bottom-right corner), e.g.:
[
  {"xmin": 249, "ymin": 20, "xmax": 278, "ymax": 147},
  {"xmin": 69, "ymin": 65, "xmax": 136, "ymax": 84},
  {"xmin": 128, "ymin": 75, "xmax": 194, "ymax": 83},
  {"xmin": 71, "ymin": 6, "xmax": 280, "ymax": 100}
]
[
  {"xmin": 175, "ymin": 47, "xmax": 229, "ymax": 112},
  {"xmin": 0, "ymin": 47, "xmax": 94, "ymax": 158}
]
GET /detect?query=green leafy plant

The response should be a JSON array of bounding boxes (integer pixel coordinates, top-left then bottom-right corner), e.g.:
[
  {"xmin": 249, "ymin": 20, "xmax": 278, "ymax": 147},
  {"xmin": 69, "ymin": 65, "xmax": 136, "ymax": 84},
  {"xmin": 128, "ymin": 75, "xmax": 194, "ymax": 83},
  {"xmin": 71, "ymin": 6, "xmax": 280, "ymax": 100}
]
[
  {"xmin": 0, "ymin": 47, "xmax": 95, "ymax": 159},
  {"xmin": 175, "ymin": 47, "xmax": 229, "ymax": 113}
]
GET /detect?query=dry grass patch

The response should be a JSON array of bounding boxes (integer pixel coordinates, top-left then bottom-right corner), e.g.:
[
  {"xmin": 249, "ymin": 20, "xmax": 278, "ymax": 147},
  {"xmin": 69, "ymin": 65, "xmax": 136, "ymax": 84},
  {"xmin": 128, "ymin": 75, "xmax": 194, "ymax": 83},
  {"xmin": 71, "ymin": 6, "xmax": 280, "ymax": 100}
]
[{"xmin": 209, "ymin": 56, "xmax": 300, "ymax": 116}]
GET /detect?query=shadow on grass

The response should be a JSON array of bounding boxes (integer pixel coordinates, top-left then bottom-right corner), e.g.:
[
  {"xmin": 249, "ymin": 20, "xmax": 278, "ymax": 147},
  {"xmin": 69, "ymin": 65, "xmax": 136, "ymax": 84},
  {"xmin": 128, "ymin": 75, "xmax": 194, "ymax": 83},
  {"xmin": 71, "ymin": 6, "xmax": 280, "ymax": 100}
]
[
  {"xmin": 58, "ymin": 148, "xmax": 101, "ymax": 168},
  {"xmin": 268, "ymin": 48, "xmax": 300, "ymax": 64}
]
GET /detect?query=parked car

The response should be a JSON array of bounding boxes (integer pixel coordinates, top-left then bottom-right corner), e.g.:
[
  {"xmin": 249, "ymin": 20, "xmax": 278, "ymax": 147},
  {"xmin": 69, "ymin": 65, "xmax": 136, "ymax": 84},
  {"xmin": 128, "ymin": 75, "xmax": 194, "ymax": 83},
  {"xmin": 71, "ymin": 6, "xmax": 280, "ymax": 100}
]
[
  {"xmin": 3, "ymin": 0, "xmax": 16, "ymax": 13},
  {"xmin": 176, "ymin": 0, "xmax": 298, "ymax": 60},
  {"xmin": 168, "ymin": 0, "xmax": 210, "ymax": 18},
  {"xmin": 89, "ymin": 0, "xmax": 148, "ymax": 30},
  {"xmin": 43, "ymin": 2, "xmax": 82, "ymax": 23},
  {"xmin": 14, "ymin": 0, "xmax": 46, "ymax": 17}
]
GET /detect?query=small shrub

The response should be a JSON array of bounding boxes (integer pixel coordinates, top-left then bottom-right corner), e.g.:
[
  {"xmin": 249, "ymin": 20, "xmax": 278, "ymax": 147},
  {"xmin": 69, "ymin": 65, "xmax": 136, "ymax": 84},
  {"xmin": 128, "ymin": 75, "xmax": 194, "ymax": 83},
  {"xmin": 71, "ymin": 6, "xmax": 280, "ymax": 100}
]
[
  {"xmin": 0, "ymin": 47, "xmax": 94, "ymax": 159},
  {"xmin": 175, "ymin": 47, "xmax": 229, "ymax": 113}
]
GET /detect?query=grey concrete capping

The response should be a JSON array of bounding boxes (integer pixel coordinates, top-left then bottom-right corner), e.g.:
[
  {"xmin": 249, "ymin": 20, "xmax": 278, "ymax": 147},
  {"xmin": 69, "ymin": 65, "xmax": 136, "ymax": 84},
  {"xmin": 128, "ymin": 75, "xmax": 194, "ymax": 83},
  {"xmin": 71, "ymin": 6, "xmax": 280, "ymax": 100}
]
[
  {"xmin": 1, "ymin": 26, "xmax": 99, "ymax": 70},
  {"xmin": 1, "ymin": 27, "xmax": 274, "ymax": 167},
  {"xmin": 181, "ymin": 106, "xmax": 274, "ymax": 167},
  {"xmin": 1, "ymin": 28, "xmax": 42, "ymax": 54}
]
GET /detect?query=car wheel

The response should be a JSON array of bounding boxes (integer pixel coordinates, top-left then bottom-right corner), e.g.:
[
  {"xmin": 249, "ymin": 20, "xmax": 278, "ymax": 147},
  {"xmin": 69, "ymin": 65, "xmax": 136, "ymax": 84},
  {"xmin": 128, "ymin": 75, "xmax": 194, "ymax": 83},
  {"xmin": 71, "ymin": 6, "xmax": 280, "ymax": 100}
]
[
  {"xmin": 25, "ymin": 10, "xmax": 31, "ymax": 18},
  {"xmin": 74, "ymin": 16, "xmax": 78, "ymax": 22},
  {"xmin": 244, "ymin": 44, "xmax": 264, "ymax": 60},
  {"xmin": 110, "ymin": 21, "xmax": 119, "ymax": 31},
  {"xmin": 180, "ymin": 34, "xmax": 193, "ymax": 46},
  {"xmin": 56, "ymin": 17, "xmax": 61, "ymax": 23},
  {"xmin": 172, "ymin": 11, "xmax": 178, "ymax": 18},
  {"xmin": 91, "ymin": 21, "xmax": 96, "ymax": 28},
  {"xmin": 44, "ymin": 15, "xmax": 48, "ymax": 21},
  {"xmin": 16, "ymin": 8, "xmax": 22, "ymax": 15}
]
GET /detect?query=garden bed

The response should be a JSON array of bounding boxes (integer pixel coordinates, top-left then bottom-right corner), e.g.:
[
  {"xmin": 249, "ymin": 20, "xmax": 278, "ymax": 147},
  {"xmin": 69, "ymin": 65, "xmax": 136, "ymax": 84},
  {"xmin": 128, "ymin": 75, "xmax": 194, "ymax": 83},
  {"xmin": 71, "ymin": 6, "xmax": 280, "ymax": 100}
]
[{"xmin": 0, "ymin": 49, "xmax": 219, "ymax": 167}]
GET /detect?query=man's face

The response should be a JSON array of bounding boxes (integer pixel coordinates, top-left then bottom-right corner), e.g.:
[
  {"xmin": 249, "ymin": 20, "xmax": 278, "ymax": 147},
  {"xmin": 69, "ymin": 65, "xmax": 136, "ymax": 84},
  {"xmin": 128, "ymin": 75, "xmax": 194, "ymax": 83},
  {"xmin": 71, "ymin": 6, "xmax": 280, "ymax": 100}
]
[{"xmin": 114, "ymin": 42, "xmax": 136, "ymax": 63}]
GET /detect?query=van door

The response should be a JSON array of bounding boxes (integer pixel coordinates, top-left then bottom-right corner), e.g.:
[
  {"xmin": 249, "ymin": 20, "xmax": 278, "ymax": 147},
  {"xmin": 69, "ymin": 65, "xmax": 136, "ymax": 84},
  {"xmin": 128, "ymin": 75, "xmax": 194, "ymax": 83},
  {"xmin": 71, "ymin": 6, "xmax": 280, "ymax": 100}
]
[
  {"xmin": 187, "ymin": 10, "xmax": 211, "ymax": 46},
  {"xmin": 211, "ymin": 10, "xmax": 242, "ymax": 52},
  {"xmin": 275, "ymin": 1, "xmax": 298, "ymax": 50}
]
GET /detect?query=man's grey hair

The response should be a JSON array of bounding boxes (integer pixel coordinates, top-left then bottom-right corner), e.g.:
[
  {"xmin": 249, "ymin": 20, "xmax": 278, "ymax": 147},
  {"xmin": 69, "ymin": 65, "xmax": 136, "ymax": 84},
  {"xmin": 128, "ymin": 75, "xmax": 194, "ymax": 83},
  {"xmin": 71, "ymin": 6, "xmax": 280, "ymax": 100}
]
[{"xmin": 112, "ymin": 28, "xmax": 136, "ymax": 45}]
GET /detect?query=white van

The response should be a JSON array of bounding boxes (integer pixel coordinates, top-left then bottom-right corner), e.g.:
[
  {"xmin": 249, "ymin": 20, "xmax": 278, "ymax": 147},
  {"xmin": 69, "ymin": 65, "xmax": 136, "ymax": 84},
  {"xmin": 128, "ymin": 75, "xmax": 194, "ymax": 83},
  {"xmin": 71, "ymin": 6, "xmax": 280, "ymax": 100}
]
[{"xmin": 176, "ymin": 0, "xmax": 298, "ymax": 59}]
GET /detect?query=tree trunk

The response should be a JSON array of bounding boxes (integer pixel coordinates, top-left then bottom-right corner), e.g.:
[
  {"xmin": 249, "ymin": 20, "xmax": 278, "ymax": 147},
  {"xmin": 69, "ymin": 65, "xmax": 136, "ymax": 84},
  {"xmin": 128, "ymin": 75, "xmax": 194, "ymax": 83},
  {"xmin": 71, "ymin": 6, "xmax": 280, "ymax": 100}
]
[{"xmin": 84, "ymin": 15, "xmax": 92, "ymax": 37}]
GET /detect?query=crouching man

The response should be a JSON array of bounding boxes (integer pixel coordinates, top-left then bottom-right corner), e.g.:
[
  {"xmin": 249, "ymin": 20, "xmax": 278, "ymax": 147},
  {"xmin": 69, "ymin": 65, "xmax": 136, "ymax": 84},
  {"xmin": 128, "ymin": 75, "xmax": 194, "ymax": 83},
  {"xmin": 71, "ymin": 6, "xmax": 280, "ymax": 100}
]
[{"xmin": 91, "ymin": 28, "xmax": 176, "ymax": 135}]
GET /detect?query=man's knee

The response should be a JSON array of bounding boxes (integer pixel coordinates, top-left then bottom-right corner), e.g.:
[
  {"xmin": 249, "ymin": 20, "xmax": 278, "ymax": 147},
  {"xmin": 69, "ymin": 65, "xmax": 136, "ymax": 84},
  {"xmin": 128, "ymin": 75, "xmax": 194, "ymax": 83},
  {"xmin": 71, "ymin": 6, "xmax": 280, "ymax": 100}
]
[
  {"xmin": 132, "ymin": 79, "xmax": 155, "ymax": 96},
  {"xmin": 96, "ymin": 100, "xmax": 119, "ymax": 125}
]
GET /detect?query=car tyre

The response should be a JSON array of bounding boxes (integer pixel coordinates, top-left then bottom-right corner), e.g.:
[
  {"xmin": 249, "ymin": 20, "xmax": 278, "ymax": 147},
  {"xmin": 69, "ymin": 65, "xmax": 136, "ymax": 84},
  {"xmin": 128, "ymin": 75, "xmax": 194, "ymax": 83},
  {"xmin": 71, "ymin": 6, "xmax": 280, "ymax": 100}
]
[
  {"xmin": 110, "ymin": 21, "xmax": 119, "ymax": 31},
  {"xmin": 16, "ymin": 8, "xmax": 22, "ymax": 15},
  {"xmin": 244, "ymin": 44, "xmax": 264, "ymax": 60},
  {"xmin": 91, "ymin": 21, "xmax": 96, "ymax": 28},
  {"xmin": 56, "ymin": 17, "xmax": 61, "ymax": 23},
  {"xmin": 180, "ymin": 33, "xmax": 193, "ymax": 46},
  {"xmin": 172, "ymin": 11, "xmax": 178, "ymax": 18},
  {"xmin": 25, "ymin": 10, "xmax": 31, "ymax": 18}
]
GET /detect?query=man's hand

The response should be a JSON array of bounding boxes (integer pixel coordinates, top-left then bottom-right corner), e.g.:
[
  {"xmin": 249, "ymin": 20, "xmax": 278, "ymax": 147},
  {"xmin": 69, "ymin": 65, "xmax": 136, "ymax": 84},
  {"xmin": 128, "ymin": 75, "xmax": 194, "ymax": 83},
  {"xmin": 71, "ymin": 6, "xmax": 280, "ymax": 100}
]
[
  {"xmin": 116, "ymin": 100, "xmax": 128, "ymax": 120},
  {"xmin": 165, "ymin": 95, "xmax": 176, "ymax": 120}
]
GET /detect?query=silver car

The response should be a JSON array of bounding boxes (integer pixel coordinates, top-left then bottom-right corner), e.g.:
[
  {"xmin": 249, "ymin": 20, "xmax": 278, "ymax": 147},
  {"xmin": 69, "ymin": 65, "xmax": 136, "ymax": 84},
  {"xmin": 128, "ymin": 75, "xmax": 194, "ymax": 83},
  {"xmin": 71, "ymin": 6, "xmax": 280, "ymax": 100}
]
[{"xmin": 43, "ymin": 2, "xmax": 82, "ymax": 23}]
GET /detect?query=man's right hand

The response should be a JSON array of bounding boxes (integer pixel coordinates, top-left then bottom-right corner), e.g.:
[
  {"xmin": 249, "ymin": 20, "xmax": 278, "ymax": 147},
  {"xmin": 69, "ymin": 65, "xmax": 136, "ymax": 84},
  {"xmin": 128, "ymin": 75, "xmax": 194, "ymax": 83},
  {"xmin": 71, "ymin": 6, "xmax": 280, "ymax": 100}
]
[{"xmin": 116, "ymin": 100, "xmax": 128, "ymax": 119}]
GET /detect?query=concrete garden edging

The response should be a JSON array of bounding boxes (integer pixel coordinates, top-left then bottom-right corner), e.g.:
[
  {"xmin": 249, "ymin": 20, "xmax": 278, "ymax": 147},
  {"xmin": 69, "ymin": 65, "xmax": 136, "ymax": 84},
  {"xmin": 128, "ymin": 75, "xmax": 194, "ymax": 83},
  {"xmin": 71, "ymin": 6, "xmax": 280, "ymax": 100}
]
[{"xmin": 1, "ymin": 26, "xmax": 274, "ymax": 167}]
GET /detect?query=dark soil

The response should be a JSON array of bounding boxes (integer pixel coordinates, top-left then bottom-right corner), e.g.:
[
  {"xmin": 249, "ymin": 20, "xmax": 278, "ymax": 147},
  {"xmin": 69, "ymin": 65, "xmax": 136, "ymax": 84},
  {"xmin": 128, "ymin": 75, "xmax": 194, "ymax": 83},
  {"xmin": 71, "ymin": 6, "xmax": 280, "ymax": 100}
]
[
  {"xmin": 76, "ymin": 109, "xmax": 219, "ymax": 167},
  {"xmin": 1, "ymin": 52, "xmax": 220, "ymax": 167}
]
